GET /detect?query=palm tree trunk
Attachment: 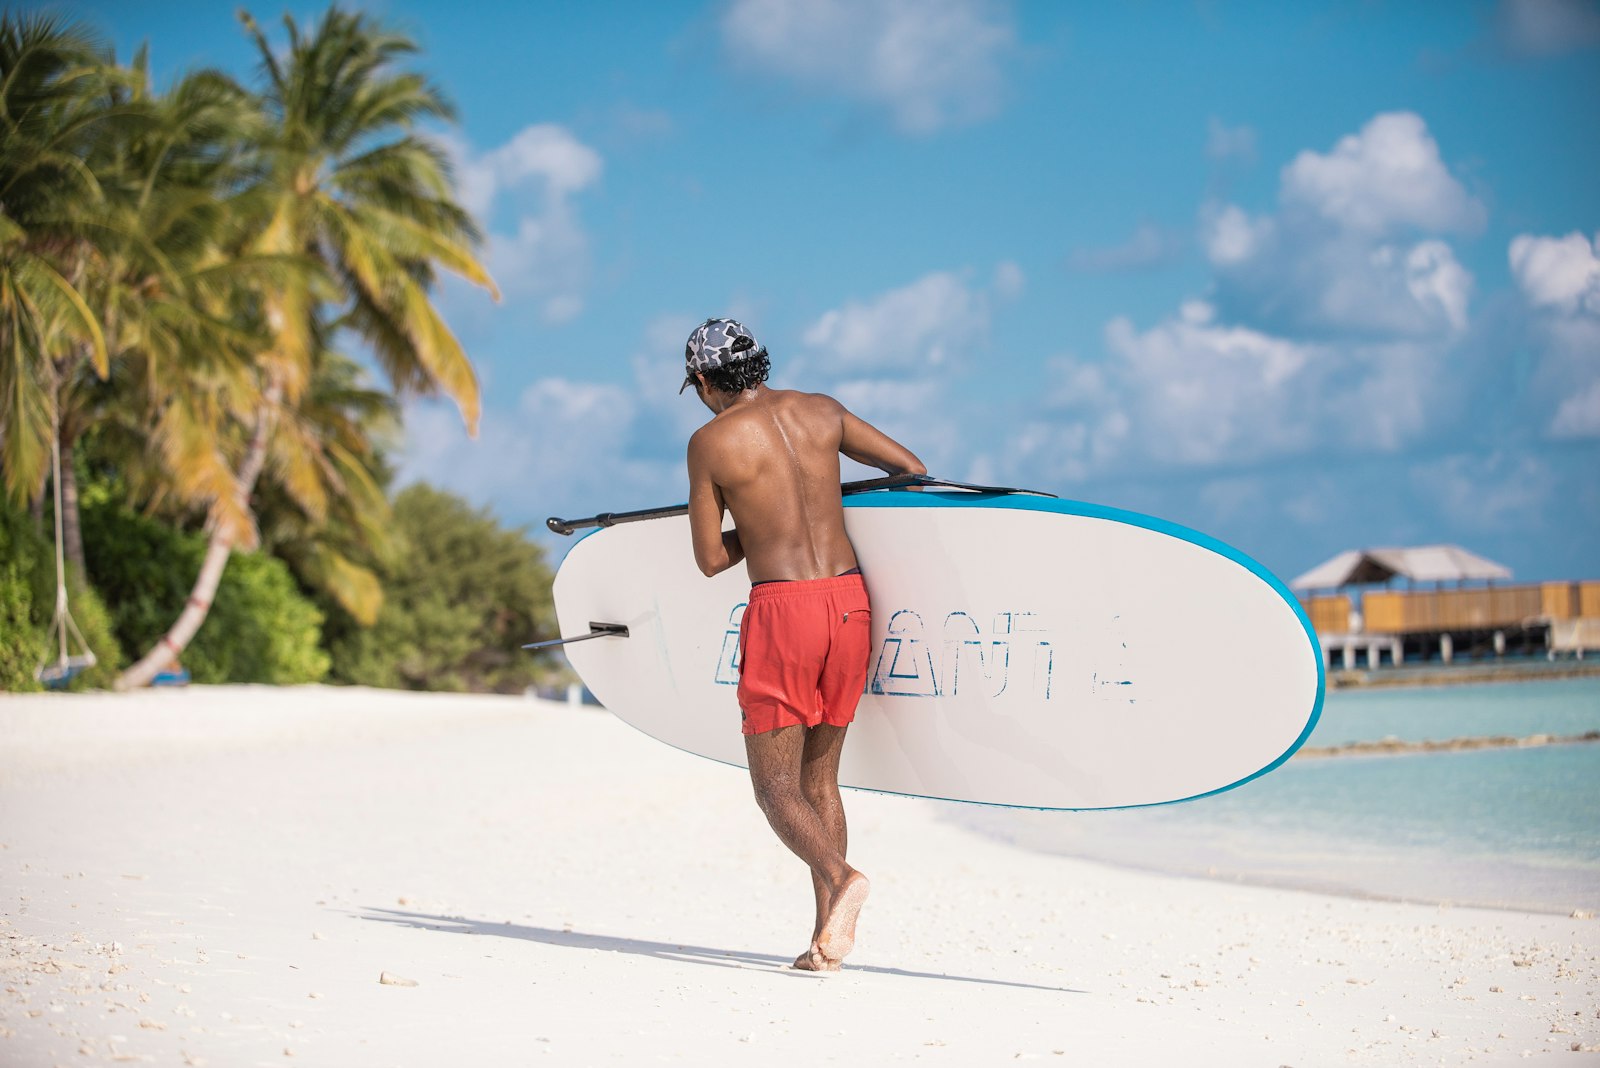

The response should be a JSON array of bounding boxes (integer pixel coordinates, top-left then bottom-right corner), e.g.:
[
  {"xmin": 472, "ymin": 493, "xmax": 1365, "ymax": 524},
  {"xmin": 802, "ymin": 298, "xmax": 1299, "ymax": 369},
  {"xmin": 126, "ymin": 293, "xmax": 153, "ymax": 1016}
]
[
  {"xmin": 29, "ymin": 468, "xmax": 46, "ymax": 527},
  {"xmin": 114, "ymin": 387, "xmax": 280, "ymax": 690},
  {"xmin": 59, "ymin": 431, "xmax": 87, "ymax": 585},
  {"xmin": 113, "ymin": 534, "xmax": 236, "ymax": 690}
]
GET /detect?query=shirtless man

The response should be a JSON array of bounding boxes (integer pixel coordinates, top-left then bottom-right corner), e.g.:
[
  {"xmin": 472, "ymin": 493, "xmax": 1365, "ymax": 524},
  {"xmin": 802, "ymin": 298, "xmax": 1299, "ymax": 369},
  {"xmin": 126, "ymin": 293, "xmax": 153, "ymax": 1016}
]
[{"xmin": 681, "ymin": 318, "xmax": 925, "ymax": 972}]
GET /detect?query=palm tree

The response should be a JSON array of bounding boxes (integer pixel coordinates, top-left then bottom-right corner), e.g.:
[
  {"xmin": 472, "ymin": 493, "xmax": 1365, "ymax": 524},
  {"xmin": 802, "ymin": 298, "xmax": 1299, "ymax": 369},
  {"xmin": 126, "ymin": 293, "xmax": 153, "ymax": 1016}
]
[
  {"xmin": 249, "ymin": 318, "xmax": 400, "ymax": 627},
  {"xmin": 58, "ymin": 54, "xmax": 268, "ymax": 583},
  {"xmin": 116, "ymin": 6, "xmax": 496, "ymax": 689},
  {"xmin": 0, "ymin": 15, "xmax": 115, "ymax": 523}
]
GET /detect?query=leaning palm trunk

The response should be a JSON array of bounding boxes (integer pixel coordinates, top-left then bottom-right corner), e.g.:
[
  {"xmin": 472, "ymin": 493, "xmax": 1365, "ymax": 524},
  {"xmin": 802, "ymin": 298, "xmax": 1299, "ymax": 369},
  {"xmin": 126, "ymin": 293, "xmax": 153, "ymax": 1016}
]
[{"xmin": 114, "ymin": 390, "xmax": 279, "ymax": 690}]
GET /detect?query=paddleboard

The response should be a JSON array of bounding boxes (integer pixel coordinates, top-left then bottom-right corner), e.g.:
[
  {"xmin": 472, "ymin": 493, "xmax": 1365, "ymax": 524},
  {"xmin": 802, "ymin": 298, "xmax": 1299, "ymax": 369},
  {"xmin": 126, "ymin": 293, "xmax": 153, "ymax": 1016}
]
[{"xmin": 544, "ymin": 480, "xmax": 1324, "ymax": 810}]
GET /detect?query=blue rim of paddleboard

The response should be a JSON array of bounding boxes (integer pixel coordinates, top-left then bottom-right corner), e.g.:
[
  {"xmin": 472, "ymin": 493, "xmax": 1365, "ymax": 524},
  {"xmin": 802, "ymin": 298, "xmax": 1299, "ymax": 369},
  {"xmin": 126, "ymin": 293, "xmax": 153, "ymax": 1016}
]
[
  {"xmin": 561, "ymin": 488, "xmax": 1327, "ymax": 811},
  {"xmin": 842, "ymin": 489, "xmax": 1327, "ymax": 810}
]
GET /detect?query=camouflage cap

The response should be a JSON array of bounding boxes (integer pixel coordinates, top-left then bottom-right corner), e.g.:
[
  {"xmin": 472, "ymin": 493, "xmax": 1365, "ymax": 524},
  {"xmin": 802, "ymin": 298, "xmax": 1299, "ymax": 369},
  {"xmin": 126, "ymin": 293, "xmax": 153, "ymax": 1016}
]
[{"xmin": 680, "ymin": 318, "xmax": 766, "ymax": 393}]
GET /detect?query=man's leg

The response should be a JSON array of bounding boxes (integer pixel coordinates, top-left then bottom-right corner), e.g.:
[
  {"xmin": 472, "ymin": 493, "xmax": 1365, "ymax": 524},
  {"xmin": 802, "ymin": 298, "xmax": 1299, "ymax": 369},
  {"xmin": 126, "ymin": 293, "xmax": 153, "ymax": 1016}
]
[
  {"xmin": 744, "ymin": 725, "xmax": 862, "ymax": 968},
  {"xmin": 799, "ymin": 724, "xmax": 849, "ymax": 946}
]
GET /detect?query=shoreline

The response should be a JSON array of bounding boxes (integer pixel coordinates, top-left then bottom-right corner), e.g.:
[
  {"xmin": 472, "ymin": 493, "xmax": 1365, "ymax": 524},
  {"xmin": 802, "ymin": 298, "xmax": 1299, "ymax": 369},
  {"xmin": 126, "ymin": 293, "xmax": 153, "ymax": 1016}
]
[
  {"xmin": 953, "ymin": 819, "xmax": 1599, "ymax": 920},
  {"xmin": 1329, "ymin": 658, "xmax": 1600, "ymax": 688},
  {"xmin": 975, "ymin": 828, "xmax": 1597, "ymax": 920},
  {"xmin": 1293, "ymin": 728, "xmax": 1600, "ymax": 758},
  {"xmin": 3, "ymin": 685, "xmax": 1597, "ymax": 1065}
]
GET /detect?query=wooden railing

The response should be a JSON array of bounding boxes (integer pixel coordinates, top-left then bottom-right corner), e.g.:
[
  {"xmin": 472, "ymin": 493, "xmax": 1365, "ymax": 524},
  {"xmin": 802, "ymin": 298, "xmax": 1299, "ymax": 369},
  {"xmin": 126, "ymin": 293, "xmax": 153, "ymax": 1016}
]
[
  {"xmin": 1343, "ymin": 582, "xmax": 1599, "ymax": 635},
  {"xmin": 1298, "ymin": 594, "xmax": 1352, "ymax": 634}
]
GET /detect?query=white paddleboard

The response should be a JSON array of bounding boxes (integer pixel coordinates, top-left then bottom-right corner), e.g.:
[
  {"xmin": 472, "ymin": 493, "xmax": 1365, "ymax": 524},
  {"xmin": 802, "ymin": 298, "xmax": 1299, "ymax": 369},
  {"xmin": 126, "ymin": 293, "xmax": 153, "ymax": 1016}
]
[{"xmin": 548, "ymin": 486, "xmax": 1323, "ymax": 810}]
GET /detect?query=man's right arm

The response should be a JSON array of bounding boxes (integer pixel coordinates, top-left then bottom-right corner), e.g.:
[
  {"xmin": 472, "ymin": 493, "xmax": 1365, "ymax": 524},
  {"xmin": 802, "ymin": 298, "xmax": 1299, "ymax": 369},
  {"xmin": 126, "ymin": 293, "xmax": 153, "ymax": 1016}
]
[
  {"xmin": 687, "ymin": 432, "xmax": 746, "ymax": 578},
  {"xmin": 839, "ymin": 406, "xmax": 927, "ymax": 477}
]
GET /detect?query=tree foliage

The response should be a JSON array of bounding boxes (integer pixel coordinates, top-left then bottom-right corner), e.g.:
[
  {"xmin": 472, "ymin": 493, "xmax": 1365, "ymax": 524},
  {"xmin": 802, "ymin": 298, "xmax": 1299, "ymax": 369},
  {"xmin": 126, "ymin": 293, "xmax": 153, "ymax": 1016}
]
[
  {"xmin": 0, "ymin": 10, "xmax": 517, "ymax": 693},
  {"xmin": 0, "ymin": 503, "xmax": 51, "ymax": 691},
  {"xmin": 328, "ymin": 484, "xmax": 556, "ymax": 693},
  {"xmin": 82, "ymin": 500, "xmax": 327, "ymax": 685},
  {"xmin": 0, "ymin": 494, "xmax": 122, "ymax": 691}
]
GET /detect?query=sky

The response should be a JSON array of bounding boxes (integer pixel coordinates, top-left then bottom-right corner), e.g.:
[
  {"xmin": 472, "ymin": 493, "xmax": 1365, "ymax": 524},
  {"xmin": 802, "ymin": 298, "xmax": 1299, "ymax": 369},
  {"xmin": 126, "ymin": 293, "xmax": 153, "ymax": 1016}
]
[{"xmin": 67, "ymin": 0, "xmax": 1600, "ymax": 584}]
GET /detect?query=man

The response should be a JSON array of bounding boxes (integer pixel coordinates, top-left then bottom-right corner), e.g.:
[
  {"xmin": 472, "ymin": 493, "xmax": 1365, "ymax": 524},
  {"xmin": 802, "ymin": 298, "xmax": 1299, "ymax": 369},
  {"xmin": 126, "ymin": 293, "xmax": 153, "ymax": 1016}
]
[{"xmin": 681, "ymin": 318, "xmax": 925, "ymax": 972}]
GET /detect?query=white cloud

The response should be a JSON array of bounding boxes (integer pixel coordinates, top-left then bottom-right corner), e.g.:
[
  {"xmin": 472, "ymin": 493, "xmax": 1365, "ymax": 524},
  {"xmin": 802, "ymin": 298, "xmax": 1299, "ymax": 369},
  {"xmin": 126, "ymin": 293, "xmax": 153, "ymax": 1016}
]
[
  {"xmin": 1509, "ymin": 231, "xmax": 1600, "ymax": 439},
  {"xmin": 608, "ymin": 102, "xmax": 675, "ymax": 143},
  {"xmin": 446, "ymin": 125, "xmax": 604, "ymax": 324},
  {"xmin": 1068, "ymin": 221, "xmax": 1185, "ymax": 273},
  {"xmin": 1197, "ymin": 475, "xmax": 1268, "ymax": 523},
  {"xmin": 398, "ymin": 308, "xmax": 753, "ymax": 523},
  {"xmin": 1202, "ymin": 114, "xmax": 1478, "ymax": 339},
  {"xmin": 466, "ymin": 124, "xmax": 603, "ymax": 209},
  {"xmin": 646, "ymin": 313, "xmax": 697, "ymax": 355},
  {"xmin": 995, "ymin": 112, "xmax": 1491, "ymax": 489},
  {"xmin": 1205, "ymin": 117, "xmax": 1257, "ymax": 164},
  {"xmin": 1552, "ymin": 380, "xmax": 1600, "ymax": 438},
  {"xmin": 1403, "ymin": 240, "xmax": 1473, "ymax": 333},
  {"xmin": 1319, "ymin": 238, "xmax": 1473, "ymax": 337},
  {"xmin": 1494, "ymin": 0, "xmax": 1600, "ymax": 57},
  {"xmin": 520, "ymin": 377, "xmax": 636, "ymax": 449},
  {"xmin": 720, "ymin": 0, "xmax": 1016, "ymax": 134},
  {"xmin": 1200, "ymin": 203, "xmax": 1273, "ymax": 266},
  {"xmin": 992, "ymin": 260, "xmax": 1026, "ymax": 300},
  {"xmin": 486, "ymin": 212, "xmax": 592, "ymax": 325},
  {"xmin": 1099, "ymin": 307, "xmax": 1316, "ymax": 466},
  {"xmin": 399, "ymin": 373, "xmax": 683, "ymax": 525},
  {"xmin": 1509, "ymin": 231, "xmax": 1600, "ymax": 313},
  {"xmin": 828, "ymin": 375, "xmax": 956, "ymax": 474},
  {"xmin": 794, "ymin": 267, "xmax": 1022, "ymax": 474},
  {"xmin": 1280, "ymin": 112, "xmax": 1485, "ymax": 235},
  {"xmin": 1209, "ymin": 227, "xmax": 1475, "ymax": 339},
  {"xmin": 802, "ymin": 269, "xmax": 997, "ymax": 371},
  {"xmin": 998, "ymin": 297, "xmax": 1455, "ymax": 484},
  {"xmin": 1409, "ymin": 452, "xmax": 1556, "ymax": 532},
  {"xmin": 830, "ymin": 376, "xmax": 941, "ymax": 415}
]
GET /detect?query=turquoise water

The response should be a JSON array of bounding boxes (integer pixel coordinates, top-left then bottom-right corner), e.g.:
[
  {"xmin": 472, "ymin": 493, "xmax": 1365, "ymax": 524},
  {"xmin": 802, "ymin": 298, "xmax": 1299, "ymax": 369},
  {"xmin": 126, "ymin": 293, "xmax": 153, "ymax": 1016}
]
[
  {"xmin": 1305, "ymin": 677, "xmax": 1600, "ymax": 747},
  {"xmin": 950, "ymin": 677, "xmax": 1600, "ymax": 913}
]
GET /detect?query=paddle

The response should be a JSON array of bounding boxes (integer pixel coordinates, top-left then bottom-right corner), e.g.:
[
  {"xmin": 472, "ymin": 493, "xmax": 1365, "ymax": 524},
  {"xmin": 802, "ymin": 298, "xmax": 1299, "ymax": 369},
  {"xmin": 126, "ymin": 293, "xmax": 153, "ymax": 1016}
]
[{"xmin": 544, "ymin": 474, "xmax": 1053, "ymax": 536}]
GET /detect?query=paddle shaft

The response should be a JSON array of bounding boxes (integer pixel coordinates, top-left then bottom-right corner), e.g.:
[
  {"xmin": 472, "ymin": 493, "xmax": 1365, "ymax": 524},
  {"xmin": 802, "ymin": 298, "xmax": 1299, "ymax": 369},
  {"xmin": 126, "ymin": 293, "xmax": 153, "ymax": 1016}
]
[{"xmin": 545, "ymin": 474, "xmax": 1053, "ymax": 535}]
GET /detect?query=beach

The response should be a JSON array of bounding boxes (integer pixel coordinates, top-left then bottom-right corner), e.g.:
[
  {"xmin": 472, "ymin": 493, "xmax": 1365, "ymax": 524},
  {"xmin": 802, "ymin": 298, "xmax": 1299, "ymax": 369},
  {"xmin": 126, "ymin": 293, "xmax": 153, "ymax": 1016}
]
[{"xmin": 2, "ymin": 686, "xmax": 1597, "ymax": 1066}]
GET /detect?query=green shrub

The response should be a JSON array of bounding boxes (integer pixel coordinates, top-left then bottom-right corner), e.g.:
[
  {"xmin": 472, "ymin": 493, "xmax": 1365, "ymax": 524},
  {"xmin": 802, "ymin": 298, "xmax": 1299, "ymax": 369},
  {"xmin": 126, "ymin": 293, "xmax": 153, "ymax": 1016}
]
[
  {"xmin": 0, "ymin": 564, "xmax": 48, "ymax": 693},
  {"xmin": 83, "ymin": 503, "xmax": 328, "ymax": 685},
  {"xmin": 0, "ymin": 504, "xmax": 49, "ymax": 692},
  {"xmin": 60, "ymin": 581, "xmax": 125, "ymax": 691},
  {"xmin": 185, "ymin": 548, "xmax": 330, "ymax": 684},
  {"xmin": 0, "ymin": 499, "xmax": 125, "ymax": 692},
  {"xmin": 328, "ymin": 483, "xmax": 556, "ymax": 693}
]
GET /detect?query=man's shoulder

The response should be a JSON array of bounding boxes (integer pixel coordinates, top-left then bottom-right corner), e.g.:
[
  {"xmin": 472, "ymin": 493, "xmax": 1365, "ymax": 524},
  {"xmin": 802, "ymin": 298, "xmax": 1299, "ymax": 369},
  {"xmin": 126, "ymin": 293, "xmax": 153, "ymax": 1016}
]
[
  {"xmin": 687, "ymin": 419, "xmax": 721, "ymax": 453},
  {"xmin": 770, "ymin": 387, "xmax": 845, "ymax": 415},
  {"xmin": 688, "ymin": 407, "xmax": 748, "ymax": 453}
]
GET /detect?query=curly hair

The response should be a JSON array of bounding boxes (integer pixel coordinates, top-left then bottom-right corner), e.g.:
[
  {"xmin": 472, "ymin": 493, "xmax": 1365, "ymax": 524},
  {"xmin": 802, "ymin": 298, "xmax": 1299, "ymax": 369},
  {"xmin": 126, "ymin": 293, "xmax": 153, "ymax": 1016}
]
[{"xmin": 699, "ymin": 352, "xmax": 771, "ymax": 394}]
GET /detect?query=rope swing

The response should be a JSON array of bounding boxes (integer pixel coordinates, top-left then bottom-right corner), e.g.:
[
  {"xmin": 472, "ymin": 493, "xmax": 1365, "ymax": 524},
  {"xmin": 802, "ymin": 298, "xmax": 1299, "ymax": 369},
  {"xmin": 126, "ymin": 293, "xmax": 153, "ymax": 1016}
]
[{"xmin": 34, "ymin": 435, "xmax": 96, "ymax": 688}]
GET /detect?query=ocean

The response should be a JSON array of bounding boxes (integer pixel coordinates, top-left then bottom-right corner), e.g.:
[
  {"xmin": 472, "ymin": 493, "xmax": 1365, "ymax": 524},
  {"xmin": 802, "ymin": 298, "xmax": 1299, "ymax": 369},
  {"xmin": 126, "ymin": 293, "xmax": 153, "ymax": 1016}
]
[{"xmin": 946, "ymin": 676, "xmax": 1600, "ymax": 914}]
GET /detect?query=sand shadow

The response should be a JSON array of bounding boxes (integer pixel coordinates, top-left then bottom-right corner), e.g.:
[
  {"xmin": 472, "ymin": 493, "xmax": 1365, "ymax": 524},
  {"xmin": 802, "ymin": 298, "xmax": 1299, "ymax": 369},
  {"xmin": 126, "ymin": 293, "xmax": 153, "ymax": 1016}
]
[{"xmin": 355, "ymin": 907, "xmax": 1082, "ymax": 993}]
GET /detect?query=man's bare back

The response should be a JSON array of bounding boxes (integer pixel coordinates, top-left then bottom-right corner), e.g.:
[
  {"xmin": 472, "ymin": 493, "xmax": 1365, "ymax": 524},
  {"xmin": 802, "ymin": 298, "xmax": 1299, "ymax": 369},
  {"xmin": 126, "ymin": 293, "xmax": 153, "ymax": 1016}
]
[{"xmin": 686, "ymin": 388, "xmax": 924, "ymax": 581}]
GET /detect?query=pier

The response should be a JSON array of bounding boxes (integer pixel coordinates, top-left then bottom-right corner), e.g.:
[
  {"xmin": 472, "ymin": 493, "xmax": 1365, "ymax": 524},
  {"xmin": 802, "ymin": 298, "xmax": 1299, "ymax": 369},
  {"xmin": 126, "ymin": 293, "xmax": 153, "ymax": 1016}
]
[{"xmin": 1292, "ymin": 546, "xmax": 1600, "ymax": 676}]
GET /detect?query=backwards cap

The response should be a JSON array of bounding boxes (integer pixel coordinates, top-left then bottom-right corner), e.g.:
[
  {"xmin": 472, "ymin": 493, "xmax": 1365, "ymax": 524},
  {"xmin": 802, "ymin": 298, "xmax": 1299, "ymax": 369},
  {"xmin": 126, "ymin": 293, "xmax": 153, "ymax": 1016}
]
[{"xmin": 680, "ymin": 318, "xmax": 766, "ymax": 393}]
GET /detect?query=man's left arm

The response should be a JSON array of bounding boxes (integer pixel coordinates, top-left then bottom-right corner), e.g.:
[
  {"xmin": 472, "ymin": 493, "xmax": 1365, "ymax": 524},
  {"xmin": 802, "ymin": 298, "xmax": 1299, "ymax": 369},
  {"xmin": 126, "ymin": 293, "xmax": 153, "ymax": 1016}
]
[{"xmin": 687, "ymin": 437, "xmax": 745, "ymax": 578}]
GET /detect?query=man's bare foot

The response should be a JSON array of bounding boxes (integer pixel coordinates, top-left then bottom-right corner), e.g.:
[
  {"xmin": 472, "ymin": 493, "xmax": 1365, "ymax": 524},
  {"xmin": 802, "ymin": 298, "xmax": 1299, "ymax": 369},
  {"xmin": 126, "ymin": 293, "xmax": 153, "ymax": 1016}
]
[
  {"xmin": 815, "ymin": 871, "xmax": 870, "ymax": 963},
  {"xmin": 792, "ymin": 947, "xmax": 840, "ymax": 972}
]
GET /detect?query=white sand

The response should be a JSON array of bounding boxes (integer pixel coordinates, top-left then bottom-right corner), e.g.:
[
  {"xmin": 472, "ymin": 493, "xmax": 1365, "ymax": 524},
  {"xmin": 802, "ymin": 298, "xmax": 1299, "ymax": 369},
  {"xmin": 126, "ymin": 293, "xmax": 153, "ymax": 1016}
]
[{"xmin": 1, "ymin": 685, "xmax": 1596, "ymax": 1066}]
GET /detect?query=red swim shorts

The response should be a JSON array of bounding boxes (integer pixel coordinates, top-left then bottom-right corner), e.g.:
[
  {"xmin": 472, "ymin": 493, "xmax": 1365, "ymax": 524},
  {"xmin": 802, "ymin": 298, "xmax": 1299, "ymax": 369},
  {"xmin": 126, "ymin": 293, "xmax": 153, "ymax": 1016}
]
[{"xmin": 737, "ymin": 573, "xmax": 872, "ymax": 736}]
